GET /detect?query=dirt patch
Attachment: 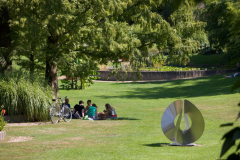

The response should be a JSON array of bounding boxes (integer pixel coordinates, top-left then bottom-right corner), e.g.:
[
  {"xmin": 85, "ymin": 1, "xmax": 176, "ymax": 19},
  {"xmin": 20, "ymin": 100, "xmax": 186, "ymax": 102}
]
[
  {"xmin": 7, "ymin": 122, "xmax": 50, "ymax": 127},
  {"xmin": 8, "ymin": 136, "xmax": 34, "ymax": 142},
  {"xmin": 66, "ymin": 137, "xmax": 84, "ymax": 141}
]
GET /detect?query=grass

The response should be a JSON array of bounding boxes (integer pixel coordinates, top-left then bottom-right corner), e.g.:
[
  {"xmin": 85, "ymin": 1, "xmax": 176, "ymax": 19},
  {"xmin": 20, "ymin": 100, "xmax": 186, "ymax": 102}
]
[
  {"xmin": 1, "ymin": 75, "xmax": 240, "ymax": 159},
  {"xmin": 188, "ymin": 53, "xmax": 227, "ymax": 66}
]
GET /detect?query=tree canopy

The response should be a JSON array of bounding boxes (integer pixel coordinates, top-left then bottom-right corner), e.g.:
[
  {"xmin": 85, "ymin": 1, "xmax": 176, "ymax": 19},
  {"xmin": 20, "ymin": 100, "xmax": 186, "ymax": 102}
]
[
  {"xmin": 0, "ymin": 0, "xmax": 207, "ymax": 95},
  {"xmin": 201, "ymin": 0, "xmax": 240, "ymax": 62}
]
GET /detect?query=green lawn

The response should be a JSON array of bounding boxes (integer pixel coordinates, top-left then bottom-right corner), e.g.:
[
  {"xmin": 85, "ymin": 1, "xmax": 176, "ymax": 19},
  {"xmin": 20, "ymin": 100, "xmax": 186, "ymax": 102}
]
[
  {"xmin": 188, "ymin": 53, "xmax": 227, "ymax": 66},
  {"xmin": 1, "ymin": 75, "xmax": 240, "ymax": 159}
]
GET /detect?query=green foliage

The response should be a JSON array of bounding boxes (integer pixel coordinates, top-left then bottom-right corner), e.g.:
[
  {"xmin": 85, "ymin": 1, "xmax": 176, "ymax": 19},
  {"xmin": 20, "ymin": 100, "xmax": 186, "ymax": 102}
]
[
  {"xmin": 166, "ymin": 0, "xmax": 207, "ymax": 65},
  {"xmin": 0, "ymin": 116, "xmax": 5, "ymax": 132},
  {"xmin": 0, "ymin": 71, "xmax": 53, "ymax": 121},
  {"xmin": 0, "ymin": 0, "xmax": 208, "ymax": 93},
  {"xmin": 60, "ymin": 57, "xmax": 99, "ymax": 90},
  {"xmin": 202, "ymin": 1, "xmax": 230, "ymax": 48},
  {"xmin": 0, "ymin": 105, "xmax": 5, "ymax": 131},
  {"xmin": 202, "ymin": 0, "xmax": 240, "ymax": 61},
  {"xmin": 220, "ymin": 80, "xmax": 240, "ymax": 159},
  {"xmin": 150, "ymin": 53, "xmax": 166, "ymax": 68},
  {"xmin": 60, "ymin": 79, "xmax": 72, "ymax": 90}
]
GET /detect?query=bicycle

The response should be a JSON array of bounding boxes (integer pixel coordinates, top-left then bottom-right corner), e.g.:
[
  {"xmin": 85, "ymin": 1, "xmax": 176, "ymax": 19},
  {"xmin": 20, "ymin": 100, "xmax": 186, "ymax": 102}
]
[{"xmin": 49, "ymin": 97, "xmax": 72, "ymax": 124}]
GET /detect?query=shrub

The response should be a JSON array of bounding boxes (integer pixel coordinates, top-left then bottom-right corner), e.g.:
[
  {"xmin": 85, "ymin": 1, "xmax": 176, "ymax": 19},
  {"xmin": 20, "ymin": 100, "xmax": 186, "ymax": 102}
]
[
  {"xmin": 0, "ymin": 71, "xmax": 53, "ymax": 121},
  {"xmin": 0, "ymin": 105, "xmax": 6, "ymax": 131},
  {"xmin": 0, "ymin": 116, "xmax": 5, "ymax": 131}
]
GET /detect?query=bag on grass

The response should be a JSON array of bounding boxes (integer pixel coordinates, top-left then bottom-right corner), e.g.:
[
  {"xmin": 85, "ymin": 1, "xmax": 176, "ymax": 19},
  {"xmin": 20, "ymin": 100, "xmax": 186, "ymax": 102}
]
[{"xmin": 83, "ymin": 115, "xmax": 88, "ymax": 120}]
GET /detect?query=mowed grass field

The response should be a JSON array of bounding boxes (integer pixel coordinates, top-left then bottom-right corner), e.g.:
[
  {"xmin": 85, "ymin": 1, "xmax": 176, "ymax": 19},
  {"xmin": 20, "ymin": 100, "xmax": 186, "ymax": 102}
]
[
  {"xmin": 1, "ymin": 75, "xmax": 240, "ymax": 160},
  {"xmin": 188, "ymin": 53, "xmax": 227, "ymax": 66}
]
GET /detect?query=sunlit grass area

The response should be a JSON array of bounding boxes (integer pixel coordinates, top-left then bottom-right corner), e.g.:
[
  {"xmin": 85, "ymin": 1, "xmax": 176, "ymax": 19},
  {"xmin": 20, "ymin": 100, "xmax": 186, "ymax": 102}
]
[{"xmin": 1, "ymin": 75, "xmax": 240, "ymax": 159}]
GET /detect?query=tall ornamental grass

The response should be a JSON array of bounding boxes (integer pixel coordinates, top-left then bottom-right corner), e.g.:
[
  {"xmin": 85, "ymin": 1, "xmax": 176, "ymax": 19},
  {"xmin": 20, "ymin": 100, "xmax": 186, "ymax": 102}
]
[{"xmin": 0, "ymin": 71, "xmax": 53, "ymax": 121}]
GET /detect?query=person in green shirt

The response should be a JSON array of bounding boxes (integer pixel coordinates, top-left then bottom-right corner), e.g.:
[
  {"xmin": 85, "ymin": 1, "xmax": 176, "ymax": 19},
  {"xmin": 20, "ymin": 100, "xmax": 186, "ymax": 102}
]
[{"xmin": 87, "ymin": 103, "xmax": 98, "ymax": 120}]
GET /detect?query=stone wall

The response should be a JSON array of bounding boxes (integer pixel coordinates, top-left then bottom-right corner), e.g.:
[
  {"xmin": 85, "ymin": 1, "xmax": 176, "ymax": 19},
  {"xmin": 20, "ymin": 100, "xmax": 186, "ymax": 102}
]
[{"xmin": 97, "ymin": 69, "xmax": 235, "ymax": 81}]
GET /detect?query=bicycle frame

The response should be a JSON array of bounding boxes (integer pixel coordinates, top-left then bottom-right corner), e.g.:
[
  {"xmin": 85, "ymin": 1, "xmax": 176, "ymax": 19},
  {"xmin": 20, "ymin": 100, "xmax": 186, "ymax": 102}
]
[
  {"xmin": 54, "ymin": 97, "xmax": 64, "ymax": 110},
  {"xmin": 50, "ymin": 96, "xmax": 72, "ymax": 124}
]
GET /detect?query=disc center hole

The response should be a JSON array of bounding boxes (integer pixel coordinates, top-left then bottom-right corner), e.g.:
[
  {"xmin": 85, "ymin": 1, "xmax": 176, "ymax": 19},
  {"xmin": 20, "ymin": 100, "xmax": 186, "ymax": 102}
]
[{"xmin": 174, "ymin": 114, "xmax": 192, "ymax": 130}]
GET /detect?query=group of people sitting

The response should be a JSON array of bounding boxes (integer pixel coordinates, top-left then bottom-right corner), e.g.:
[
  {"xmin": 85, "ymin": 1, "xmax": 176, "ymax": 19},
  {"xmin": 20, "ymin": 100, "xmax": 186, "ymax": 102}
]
[{"xmin": 71, "ymin": 100, "xmax": 117, "ymax": 120}]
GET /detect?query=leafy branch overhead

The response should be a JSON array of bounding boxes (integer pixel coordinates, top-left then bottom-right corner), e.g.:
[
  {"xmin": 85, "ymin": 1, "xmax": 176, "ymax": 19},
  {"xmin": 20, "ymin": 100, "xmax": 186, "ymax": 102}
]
[
  {"xmin": 0, "ymin": 0, "xmax": 206, "ymax": 94},
  {"xmin": 220, "ymin": 78, "xmax": 240, "ymax": 159}
]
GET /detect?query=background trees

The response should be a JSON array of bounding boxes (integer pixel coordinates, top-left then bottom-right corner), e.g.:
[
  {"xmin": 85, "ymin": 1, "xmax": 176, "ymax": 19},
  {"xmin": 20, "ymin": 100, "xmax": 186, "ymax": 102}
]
[
  {"xmin": 201, "ymin": 0, "xmax": 240, "ymax": 63},
  {"xmin": 0, "ymin": 0, "xmax": 208, "ymax": 95}
]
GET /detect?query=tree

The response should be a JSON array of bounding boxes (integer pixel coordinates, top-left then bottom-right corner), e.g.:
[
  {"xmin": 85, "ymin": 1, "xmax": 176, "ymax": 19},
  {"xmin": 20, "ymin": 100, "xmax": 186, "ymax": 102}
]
[
  {"xmin": 10, "ymin": 0, "xmax": 47, "ymax": 75},
  {"xmin": 0, "ymin": 0, "xmax": 206, "ymax": 96},
  {"xmin": 201, "ymin": 1, "xmax": 231, "ymax": 48},
  {"xmin": 168, "ymin": 0, "xmax": 207, "ymax": 65},
  {"xmin": 225, "ymin": 1, "xmax": 240, "ymax": 60},
  {"xmin": 0, "ymin": 5, "xmax": 12, "ymax": 70},
  {"xmin": 201, "ymin": 0, "xmax": 240, "ymax": 62},
  {"xmin": 60, "ymin": 57, "xmax": 99, "ymax": 90}
]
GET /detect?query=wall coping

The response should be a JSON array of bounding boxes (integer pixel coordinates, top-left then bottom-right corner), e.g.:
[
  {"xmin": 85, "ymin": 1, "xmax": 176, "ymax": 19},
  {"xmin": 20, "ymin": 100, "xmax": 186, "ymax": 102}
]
[{"xmin": 96, "ymin": 69, "xmax": 235, "ymax": 81}]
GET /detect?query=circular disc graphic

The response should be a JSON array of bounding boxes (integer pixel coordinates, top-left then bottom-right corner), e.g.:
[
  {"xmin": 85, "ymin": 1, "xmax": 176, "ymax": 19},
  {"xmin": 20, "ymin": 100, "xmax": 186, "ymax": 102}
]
[{"xmin": 161, "ymin": 100, "xmax": 205, "ymax": 145}]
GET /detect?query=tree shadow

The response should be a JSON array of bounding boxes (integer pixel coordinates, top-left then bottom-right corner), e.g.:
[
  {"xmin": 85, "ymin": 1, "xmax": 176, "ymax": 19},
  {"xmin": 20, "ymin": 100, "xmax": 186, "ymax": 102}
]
[
  {"xmin": 97, "ymin": 76, "xmax": 239, "ymax": 99},
  {"xmin": 112, "ymin": 117, "xmax": 140, "ymax": 120},
  {"xmin": 142, "ymin": 143, "xmax": 169, "ymax": 147},
  {"xmin": 58, "ymin": 88, "xmax": 76, "ymax": 91}
]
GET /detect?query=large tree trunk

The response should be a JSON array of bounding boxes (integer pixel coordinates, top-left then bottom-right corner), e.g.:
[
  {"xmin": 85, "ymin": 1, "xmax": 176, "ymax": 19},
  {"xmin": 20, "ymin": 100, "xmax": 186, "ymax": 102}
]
[
  {"xmin": 0, "ymin": 6, "xmax": 12, "ymax": 70},
  {"xmin": 75, "ymin": 77, "xmax": 78, "ymax": 89},
  {"xmin": 71, "ymin": 78, "xmax": 74, "ymax": 89},
  {"xmin": 80, "ymin": 78, "xmax": 84, "ymax": 90},
  {"xmin": 29, "ymin": 44, "xmax": 36, "ymax": 75},
  {"xmin": 45, "ymin": 59, "xmax": 58, "ymax": 97},
  {"xmin": 45, "ymin": 36, "xmax": 59, "ymax": 96},
  {"xmin": 30, "ymin": 53, "xmax": 34, "ymax": 76}
]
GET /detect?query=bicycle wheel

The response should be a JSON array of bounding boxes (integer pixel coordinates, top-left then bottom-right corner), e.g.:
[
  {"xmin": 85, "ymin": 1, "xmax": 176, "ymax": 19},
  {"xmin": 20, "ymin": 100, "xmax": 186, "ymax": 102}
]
[
  {"xmin": 62, "ymin": 105, "xmax": 72, "ymax": 122},
  {"xmin": 50, "ymin": 107, "xmax": 59, "ymax": 124}
]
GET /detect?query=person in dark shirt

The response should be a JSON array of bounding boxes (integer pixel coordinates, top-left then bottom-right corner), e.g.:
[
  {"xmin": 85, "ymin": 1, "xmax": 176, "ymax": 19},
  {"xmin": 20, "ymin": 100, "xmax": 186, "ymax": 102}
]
[
  {"xmin": 73, "ymin": 100, "xmax": 85, "ymax": 119},
  {"xmin": 224, "ymin": 63, "xmax": 240, "ymax": 78}
]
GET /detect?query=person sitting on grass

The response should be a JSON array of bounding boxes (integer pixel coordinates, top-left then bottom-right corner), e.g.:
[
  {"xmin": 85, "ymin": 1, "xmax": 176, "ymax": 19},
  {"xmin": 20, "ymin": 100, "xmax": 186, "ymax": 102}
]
[
  {"xmin": 104, "ymin": 103, "xmax": 117, "ymax": 119},
  {"xmin": 63, "ymin": 98, "xmax": 71, "ymax": 108},
  {"xmin": 85, "ymin": 100, "xmax": 91, "ymax": 113},
  {"xmin": 87, "ymin": 103, "xmax": 98, "ymax": 120},
  {"xmin": 223, "ymin": 63, "xmax": 240, "ymax": 78},
  {"xmin": 73, "ymin": 100, "xmax": 85, "ymax": 119}
]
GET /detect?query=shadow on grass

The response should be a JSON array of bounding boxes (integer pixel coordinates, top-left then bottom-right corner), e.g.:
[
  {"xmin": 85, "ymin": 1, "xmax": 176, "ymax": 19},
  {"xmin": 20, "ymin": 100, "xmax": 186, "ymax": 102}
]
[
  {"xmin": 112, "ymin": 117, "xmax": 140, "ymax": 120},
  {"xmin": 97, "ymin": 76, "xmax": 239, "ymax": 99},
  {"xmin": 59, "ymin": 88, "xmax": 75, "ymax": 91},
  {"xmin": 142, "ymin": 143, "xmax": 169, "ymax": 147}
]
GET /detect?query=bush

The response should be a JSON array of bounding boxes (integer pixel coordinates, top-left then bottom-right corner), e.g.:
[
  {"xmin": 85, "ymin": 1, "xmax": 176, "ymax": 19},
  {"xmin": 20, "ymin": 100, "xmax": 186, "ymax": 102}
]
[
  {"xmin": 0, "ymin": 116, "xmax": 5, "ymax": 131},
  {"xmin": 0, "ymin": 71, "xmax": 53, "ymax": 121},
  {"xmin": 0, "ymin": 105, "xmax": 6, "ymax": 131}
]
